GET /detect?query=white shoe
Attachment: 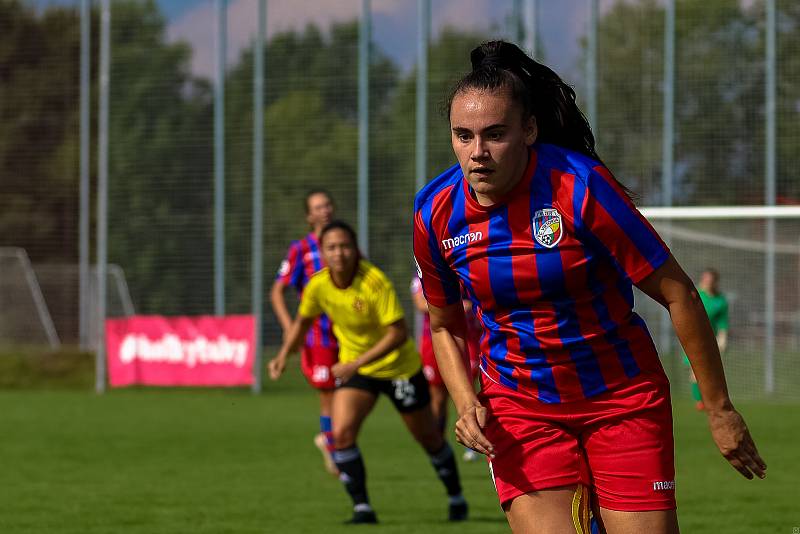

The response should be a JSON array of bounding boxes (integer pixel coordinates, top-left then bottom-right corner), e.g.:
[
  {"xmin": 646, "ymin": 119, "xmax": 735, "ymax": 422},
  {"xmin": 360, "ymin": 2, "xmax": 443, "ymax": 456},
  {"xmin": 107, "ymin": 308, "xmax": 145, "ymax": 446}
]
[
  {"xmin": 462, "ymin": 449, "xmax": 479, "ymax": 462},
  {"xmin": 314, "ymin": 432, "xmax": 339, "ymax": 476}
]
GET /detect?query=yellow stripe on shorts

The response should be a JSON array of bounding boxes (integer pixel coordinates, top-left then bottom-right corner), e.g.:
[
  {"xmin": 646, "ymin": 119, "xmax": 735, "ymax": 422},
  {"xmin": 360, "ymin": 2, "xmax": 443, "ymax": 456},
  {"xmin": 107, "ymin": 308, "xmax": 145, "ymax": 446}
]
[{"xmin": 571, "ymin": 484, "xmax": 591, "ymax": 534}]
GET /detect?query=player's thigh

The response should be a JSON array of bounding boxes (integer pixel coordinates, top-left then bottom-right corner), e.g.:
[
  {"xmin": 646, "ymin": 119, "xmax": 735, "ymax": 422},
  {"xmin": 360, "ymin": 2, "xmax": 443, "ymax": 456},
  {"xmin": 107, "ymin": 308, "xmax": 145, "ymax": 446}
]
[
  {"xmin": 582, "ymin": 373, "xmax": 675, "ymax": 514},
  {"xmin": 332, "ymin": 386, "xmax": 378, "ymax": 446},
  {"xmin": 597, "ymin": 508, "xmax": 678, "ymax": 534},
  {"xmin": 505, "ymin": 486, "xmax": 580, "ymax": 534}
]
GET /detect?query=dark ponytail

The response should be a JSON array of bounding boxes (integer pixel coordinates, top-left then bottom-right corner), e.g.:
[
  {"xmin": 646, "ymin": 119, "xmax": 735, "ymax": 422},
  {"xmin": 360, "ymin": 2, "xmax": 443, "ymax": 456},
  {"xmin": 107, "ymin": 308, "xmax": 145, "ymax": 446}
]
[{"xmin": 448, "ymin": 40, "xmax": 601, "ymax": 164}]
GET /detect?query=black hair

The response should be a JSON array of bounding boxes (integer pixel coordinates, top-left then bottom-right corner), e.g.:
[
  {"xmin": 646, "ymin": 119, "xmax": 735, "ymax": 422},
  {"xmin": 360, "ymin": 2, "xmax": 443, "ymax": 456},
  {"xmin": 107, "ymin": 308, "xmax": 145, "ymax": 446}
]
[
  {"xmin": 320, "ymin": 220, "xmax": 359, "ymax": 249},
  {"xmin": 304, "ymin": 189, "xmax": 334, "ymax": 215},
  {"xmin": 448, "ymin": 40, "xmax": 601, "ymax": 163}
]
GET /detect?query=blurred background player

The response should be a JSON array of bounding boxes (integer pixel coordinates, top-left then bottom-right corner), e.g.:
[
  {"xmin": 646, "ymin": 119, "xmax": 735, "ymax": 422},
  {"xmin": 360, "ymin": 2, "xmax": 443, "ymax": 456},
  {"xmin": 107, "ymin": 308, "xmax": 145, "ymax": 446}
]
[
  {"xmin": 269, "ymin": 221, "xmax": 467, "ymax": 524},
  {"xmin": 411, "ymin": 275, "xmax": 481, "ymax": 461},
  {"xmin": 686, "ymin": 268, "xmax": 730, "ymax": 410},
  {"xmin": 269, "ymin": 189, "xmax": 339, "ymax": 475}
]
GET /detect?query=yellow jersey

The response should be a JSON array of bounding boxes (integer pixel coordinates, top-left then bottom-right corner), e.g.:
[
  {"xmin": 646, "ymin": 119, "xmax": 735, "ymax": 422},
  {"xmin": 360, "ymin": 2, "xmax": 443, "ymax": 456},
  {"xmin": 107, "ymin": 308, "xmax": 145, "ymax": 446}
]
[{"xmin": 298, "ymin": 259, "xmax": 421, "ymax": 380}]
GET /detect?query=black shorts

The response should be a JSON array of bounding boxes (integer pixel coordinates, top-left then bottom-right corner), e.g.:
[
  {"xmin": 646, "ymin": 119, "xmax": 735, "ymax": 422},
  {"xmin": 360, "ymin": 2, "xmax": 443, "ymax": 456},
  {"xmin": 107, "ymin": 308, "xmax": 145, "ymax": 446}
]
[{"xmin": 339, "ymin": 370, "xmax": 431, "ymax": 413}]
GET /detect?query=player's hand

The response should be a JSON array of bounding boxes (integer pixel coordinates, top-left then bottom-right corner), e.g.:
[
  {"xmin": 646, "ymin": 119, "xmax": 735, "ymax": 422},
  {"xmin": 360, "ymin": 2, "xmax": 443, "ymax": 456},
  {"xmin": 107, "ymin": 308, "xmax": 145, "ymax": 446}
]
[
  {"xmin": 706, "ymin": 404, "xmax": 766, "ymax": 480},
  {"xmin": 455, "ymin": 399, "xmax": 495, "ymax": 458},
  {"xmin": 268, "ymin": 356, "xmax": 286, "ymax": 381},
  {"xmin": 332, "ymin": 361, "xmax": 358, "ymax": 383}
]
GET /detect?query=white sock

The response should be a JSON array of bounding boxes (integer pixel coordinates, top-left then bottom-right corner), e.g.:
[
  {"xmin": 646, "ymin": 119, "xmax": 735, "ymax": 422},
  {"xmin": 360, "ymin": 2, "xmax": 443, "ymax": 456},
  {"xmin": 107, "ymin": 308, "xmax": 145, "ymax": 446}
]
[{"xmin": 354, "ymin": 503, "xmax": 373, "ymax": 513}]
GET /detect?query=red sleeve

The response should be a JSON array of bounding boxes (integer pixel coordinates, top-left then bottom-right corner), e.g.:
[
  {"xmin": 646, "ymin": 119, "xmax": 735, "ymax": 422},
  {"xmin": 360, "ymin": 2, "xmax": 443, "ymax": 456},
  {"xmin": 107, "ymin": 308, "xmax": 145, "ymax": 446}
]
[
  {"xmin": 276, "ymin": 241, "xmax": 303, "ymax": 289},
  {"xmin": 581, "ymin": 166, "xmax": 670, "ymax": 283},
  {"xmin": 413, "ymin": 207, "xmax": 461, "ymax": 307}
]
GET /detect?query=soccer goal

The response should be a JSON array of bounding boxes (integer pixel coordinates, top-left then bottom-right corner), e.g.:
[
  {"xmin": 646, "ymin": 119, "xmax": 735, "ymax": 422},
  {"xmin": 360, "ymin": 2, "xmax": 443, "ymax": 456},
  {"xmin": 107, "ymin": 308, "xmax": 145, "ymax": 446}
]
[
  {"xmin": 635, "ymin": 206, "xmax": 800, "ymax": 401},
  {"xmin": 0, "ymin": 247, "xmax": 61, "ymax": 348}
]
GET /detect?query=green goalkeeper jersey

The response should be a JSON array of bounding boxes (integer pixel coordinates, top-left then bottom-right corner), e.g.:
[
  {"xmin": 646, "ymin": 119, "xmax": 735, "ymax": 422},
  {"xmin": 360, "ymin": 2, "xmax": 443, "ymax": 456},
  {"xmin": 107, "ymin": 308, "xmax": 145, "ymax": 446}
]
[{"xmin": 699, "ymin": 289, "xmax": 729, "ymax": 334}]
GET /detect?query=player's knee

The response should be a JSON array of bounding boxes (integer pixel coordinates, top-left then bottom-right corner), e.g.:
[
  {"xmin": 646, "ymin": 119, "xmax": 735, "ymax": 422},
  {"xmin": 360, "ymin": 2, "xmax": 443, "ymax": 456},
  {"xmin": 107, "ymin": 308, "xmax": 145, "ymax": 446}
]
[{"xmin": 332, "ymin": 426, "xmax": 357, "ymax": 449}]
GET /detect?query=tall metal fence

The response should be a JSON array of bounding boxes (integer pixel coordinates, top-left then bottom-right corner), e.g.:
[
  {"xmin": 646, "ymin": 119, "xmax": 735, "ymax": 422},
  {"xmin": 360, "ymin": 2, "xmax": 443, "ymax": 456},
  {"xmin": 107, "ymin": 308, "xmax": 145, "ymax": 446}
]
[{"xmin": 2, "ymin": 0, "xmax": 799, "ymax": 398}]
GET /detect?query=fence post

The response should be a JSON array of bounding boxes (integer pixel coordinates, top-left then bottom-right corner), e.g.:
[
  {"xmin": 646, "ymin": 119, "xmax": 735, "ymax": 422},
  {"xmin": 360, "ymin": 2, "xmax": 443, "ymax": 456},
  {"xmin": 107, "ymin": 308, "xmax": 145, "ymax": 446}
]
[
  {"xmin": 251, "ymin": 0, "xmax": 266, "ymax": 394},
  {"xmin": 214, "ymin": 0, "xmax": 227, "ymax": 316},
  {"xmin": 358, "ymin": 0, "xmax": 370, "ymax": 256},
  {"xmin": 765, "ymin": 0, "xmax": 776, "ymax": 394},
  {"xmin": 96, "ymin": 0, "xmax": 111, "ymax": 394}
]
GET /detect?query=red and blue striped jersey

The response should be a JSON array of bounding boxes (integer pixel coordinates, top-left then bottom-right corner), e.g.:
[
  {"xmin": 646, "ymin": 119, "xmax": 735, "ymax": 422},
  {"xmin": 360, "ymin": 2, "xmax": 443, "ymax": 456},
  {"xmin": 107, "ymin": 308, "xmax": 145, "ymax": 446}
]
[
  {"xmin": 276, "ymin": 233, "xmax": 336, "ymax": 348},
  {"xmin": 413, "ymin": 143, "xmax": 669, "ymax": 403}
]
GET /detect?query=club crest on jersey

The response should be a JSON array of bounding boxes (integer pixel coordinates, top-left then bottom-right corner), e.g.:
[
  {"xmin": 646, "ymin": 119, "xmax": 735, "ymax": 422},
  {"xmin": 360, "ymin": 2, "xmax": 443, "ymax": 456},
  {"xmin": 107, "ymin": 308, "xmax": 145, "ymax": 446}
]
[{"xmin": 533, "ymin": 208, "xmax": 563, "ymax": 248}]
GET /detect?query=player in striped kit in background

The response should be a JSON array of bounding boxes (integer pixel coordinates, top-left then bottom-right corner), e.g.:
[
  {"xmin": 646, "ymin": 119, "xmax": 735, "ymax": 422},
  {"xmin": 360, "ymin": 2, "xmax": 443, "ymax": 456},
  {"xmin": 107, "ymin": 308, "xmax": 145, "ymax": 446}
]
[
  {"xmin": 413, "ymin": 40, "xmax": 765, "ymax": 533},
  {"xmin": 270, "ymin": 189, "xmax": 339, "ymax": 475}
]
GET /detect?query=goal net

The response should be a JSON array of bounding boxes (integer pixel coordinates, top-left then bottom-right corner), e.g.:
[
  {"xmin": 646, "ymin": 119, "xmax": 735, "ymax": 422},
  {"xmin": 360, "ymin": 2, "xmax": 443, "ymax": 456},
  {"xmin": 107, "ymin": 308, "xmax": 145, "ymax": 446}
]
[
  {"xmin": 0, "ymin": 247, "xmax": 60, "ymax": 348},
  {"xmin": 635, "ymin": 206, "xmax": 800, "ymax": 401},
  {"xmin": 0, "ymin": 247, "xmax": 135, "ymax": 349}
]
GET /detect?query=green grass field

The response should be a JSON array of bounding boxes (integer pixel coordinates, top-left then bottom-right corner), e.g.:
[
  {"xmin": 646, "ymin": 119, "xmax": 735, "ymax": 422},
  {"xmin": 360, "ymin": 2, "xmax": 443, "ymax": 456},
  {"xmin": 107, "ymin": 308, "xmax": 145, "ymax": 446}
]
[{"xmin": 0, "ymin": 360, "xmax": 796, "ymax": 533}]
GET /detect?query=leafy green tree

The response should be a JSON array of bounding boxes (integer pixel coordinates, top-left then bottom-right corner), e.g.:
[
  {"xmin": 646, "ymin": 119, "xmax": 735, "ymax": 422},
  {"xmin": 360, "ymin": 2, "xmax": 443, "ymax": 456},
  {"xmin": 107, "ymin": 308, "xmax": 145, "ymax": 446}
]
[
  {"xmin": 106, "ymin": 1, "xmax": 214, "ymax": 315},
  {"xmin": 0, "ymin": 0, "xmax": 84, "ymax": 262}
]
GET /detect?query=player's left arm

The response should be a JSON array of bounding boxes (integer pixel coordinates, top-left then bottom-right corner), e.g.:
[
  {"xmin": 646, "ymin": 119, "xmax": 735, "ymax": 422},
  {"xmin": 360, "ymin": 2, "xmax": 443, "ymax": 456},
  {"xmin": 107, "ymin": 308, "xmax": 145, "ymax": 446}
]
[
  {"xmin": 333, "ymin": 319, "xmax": 408, "ymax": 382},
  {"xmin": 637, "ymin": 255, "xmax": 766, "ymax": 480}
]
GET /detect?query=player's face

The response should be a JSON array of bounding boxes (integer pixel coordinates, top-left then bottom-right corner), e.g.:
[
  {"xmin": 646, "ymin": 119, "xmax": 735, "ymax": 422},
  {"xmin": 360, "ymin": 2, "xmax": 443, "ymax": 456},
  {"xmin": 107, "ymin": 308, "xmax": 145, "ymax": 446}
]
[
  {"xmin": 450, "ymin": 88, "xmax": 537, "ymax": 205},
  {"xmin": 306, "ymin": 193, "xmax": 335, "ymax": 229},
  {"xmin": 700, "ymin": 271, "xmax": 719, "ymax": 293},
  {"xmin": 321, "ymin": 228, "xmax": 357, "ymax": 275}
]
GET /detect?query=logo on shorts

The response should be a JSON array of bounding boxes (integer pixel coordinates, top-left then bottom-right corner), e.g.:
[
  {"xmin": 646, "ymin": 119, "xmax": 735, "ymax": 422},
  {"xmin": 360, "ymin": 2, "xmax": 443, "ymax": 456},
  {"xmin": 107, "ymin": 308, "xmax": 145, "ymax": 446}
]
[
  {"xmin": 312, "ymin": 365, "xmax": 330, "ymax": 383},
  {"xmin": 652, "ymin": 480, "xmax": 675, "ymax": 491},
  {"xmin": 392, "ymin": 379, "xmax": 417, "ymax": 407},
  {"xmin": 532, "ymin": 208, "xmax": 563, "ymax": 248}
]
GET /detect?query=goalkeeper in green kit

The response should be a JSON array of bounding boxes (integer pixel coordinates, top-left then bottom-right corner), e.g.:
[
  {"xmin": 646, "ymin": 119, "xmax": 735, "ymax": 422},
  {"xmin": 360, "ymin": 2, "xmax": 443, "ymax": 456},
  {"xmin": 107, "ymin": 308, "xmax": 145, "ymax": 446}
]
[{"xmin": 686, "ymin": 268, "xmax": 729, "ymax": 410}]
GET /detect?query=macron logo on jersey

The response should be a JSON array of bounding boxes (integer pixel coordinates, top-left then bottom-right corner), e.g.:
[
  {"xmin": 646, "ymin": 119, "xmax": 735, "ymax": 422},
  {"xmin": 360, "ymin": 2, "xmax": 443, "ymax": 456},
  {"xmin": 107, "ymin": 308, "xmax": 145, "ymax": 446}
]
[{"xmin": 441, "ymin": 231, "xmax": 483, "ymax": 251}]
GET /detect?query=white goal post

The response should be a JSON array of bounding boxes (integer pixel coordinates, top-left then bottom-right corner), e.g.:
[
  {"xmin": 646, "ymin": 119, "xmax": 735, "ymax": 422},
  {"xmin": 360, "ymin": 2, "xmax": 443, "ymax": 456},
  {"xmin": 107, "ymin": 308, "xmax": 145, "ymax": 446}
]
[
  {"xmin": 0, "ymin": 247, "xmax": 61, "ymax": 348},
  {"xmin": 637, "ymin": 205, "xmax": 800, "ymax": 400}
]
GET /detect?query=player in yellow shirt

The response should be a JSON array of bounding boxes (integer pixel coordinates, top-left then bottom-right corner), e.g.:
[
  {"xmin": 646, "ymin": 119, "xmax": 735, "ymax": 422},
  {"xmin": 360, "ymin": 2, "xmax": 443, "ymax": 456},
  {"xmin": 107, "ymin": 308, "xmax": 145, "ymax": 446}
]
[{"xmin": 268, "ymin": 220, "xmax": 467, "ymax": 525}]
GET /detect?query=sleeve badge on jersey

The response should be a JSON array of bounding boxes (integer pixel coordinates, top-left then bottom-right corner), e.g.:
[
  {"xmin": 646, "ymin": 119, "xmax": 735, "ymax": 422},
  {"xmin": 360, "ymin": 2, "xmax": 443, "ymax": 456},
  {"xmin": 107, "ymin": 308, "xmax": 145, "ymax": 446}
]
[
  {"xmin": 278, "ymin": 260, "xmax": 290, "ymax": 276},
  {"xmin": 533, "ymin": 208, "xmax": 563, "ymax": 248}
]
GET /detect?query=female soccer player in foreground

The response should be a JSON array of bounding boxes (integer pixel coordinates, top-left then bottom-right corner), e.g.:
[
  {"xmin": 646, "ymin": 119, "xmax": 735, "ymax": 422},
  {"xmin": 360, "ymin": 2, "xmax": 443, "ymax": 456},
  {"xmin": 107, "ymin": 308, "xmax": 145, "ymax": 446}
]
[
  {"xmin": 412, "ymin": 40, "xmax": 765, "ymax": 533},
  {"xmin": 270, "ymin": 190, "xmax": 339, "ymax": 475},
  {"xmin": 269, "ymin": 221, "xmax": 467, "ymax": 524}
]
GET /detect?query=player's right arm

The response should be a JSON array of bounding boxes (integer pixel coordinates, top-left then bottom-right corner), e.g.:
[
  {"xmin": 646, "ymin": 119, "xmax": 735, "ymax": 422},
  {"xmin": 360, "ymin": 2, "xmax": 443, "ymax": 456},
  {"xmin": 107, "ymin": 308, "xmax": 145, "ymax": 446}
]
[
  {"xmin": 270, "ymin": 243, "xmax": 303, "ymax": 336},
  {"xmin": 428, "ymin": 302, "xmax": 495, "ymax": 458},
  {"xmin": 268, "ymin": 314, "xmax": 314, "ymax": 380},
  {"xmin": 413, "ymin": 205, "xmax": 495, "ymax": 458},
  {"xmin": 268, "ymin": 271, "xmax": 323, "ymax": 380},
  {"xmin": 270, "ymin": 280, "xmax": 293, "ymax": 334}
]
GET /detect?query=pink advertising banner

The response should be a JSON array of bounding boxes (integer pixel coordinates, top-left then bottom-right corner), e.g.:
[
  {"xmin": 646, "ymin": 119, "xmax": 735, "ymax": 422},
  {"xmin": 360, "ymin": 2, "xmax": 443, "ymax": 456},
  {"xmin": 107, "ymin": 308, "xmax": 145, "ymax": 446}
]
[{"xmin": 106, "ymin": 315, "xmax": 255, "ymax": 387}]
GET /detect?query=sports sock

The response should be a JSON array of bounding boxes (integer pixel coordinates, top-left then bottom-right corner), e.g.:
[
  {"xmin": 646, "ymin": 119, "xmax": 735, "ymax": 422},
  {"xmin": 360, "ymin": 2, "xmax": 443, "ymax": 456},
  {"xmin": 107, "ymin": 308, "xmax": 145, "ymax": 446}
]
[
  {"xmin": 320, "ymin": 415, "xmax": 335, "ymax": 453},
  {"xmin": 691, "ymin": 382, "xmax": 701, "ymax": 402},
  {"xmin": 428, "ymin": 442, "xmax": 463, "ymax": 497},
  {"xmin": 333, "ymin": 446, "xmax": 369, "ymax": 506}
]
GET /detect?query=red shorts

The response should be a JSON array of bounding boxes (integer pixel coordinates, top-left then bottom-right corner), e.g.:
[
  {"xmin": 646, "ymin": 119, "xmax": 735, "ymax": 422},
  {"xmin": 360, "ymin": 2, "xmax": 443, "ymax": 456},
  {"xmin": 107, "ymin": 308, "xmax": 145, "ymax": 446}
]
[
  {"xmin": 479, "ymin": 370, "xmax": 675, "ymax": 512},
  {"xmin": 300, "ymin": 345, "xmax": 338, "ymax": 390}
]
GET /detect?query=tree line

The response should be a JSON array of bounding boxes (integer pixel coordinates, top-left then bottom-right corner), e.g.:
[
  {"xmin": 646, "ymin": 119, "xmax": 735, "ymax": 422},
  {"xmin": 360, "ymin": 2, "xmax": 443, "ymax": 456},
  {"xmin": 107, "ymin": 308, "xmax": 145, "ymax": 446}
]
[{"xmin": 2, "ymin": 0, "xmax": 798, "ymax": 339}]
